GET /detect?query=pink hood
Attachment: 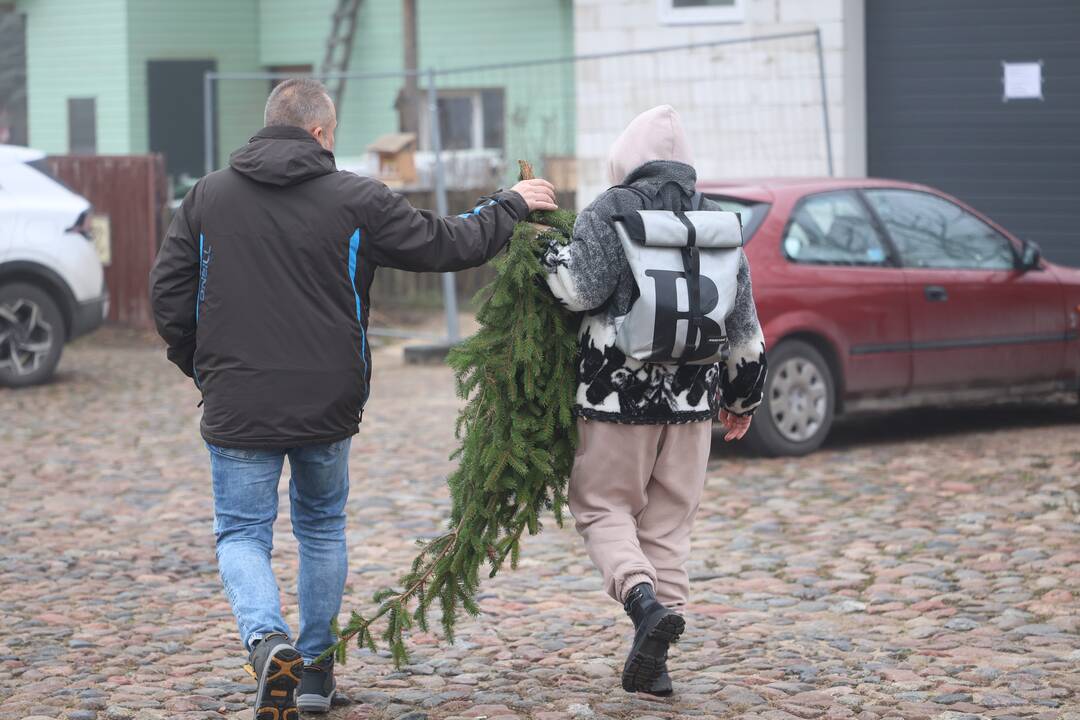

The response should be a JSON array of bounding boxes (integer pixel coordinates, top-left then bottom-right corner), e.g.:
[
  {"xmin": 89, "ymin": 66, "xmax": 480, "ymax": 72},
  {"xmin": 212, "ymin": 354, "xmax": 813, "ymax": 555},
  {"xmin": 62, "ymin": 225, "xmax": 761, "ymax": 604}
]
[{"xmin": 607, "ymin": 105, "xmax": 694, "ymax": 186}]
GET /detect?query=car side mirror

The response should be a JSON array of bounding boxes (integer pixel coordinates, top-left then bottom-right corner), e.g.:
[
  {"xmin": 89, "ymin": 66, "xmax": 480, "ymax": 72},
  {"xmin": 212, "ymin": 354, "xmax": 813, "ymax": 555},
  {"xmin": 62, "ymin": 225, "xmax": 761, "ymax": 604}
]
[{"xmin": 1019, "ymin": 240, "xmax": 1042, "ymax": 271}]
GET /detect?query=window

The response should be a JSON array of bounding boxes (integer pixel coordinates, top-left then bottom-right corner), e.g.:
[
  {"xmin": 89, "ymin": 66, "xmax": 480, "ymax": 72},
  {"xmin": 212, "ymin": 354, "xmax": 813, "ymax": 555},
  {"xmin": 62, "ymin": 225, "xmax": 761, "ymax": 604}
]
[
  {"xmin": 428, "ymin": 88, "xmax": 505, "ymax": 151},
  {"xmin": 26, "ymin": 158, "xmax": 73, "ymax": 191},
  {"xmin": 26, "ymin": 158, "xmax": 56, "ymax": 180},
  {"xmin": 480, "ymin": 89, "xmax": 504, "ymax": 150},
  {"xmin": 705, "ymin": 196, "xmax": 769, "ymax": 243},
  {"xmin": 658, "ymin": 0, "xmax": 743, "ymax": 25},
  {"xmin": 67, "ymin": 97, "xmax": 96, "ymax": 155},
  {"xmin": 782, "ymin": 191, "xmax": 890, "ymax": 266},
  {"xmin": 864, "ymin": 190, "xmax": 1015, "ymax": 270},
  {"xmin": 268, "ymin": 65, "xmax": 314, "ymax": 93}
]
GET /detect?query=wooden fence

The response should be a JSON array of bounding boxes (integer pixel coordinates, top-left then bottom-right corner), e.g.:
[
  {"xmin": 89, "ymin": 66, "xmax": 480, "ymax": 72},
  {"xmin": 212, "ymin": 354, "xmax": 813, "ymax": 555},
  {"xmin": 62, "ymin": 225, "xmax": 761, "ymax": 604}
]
[
  {"xmin": 47, "ymin": 154, "xmax": 168, "ymax": 330},
  {"xmin": 373, "ymin": 189, "xmax": 495, "ymax": 310},
  {"xmin": 41, "ymin": 159, "xmax": 571, "ymax": 327},
  {"xmin": 371, "ymin": 188, "xmax": 577, "ymax": 310}
]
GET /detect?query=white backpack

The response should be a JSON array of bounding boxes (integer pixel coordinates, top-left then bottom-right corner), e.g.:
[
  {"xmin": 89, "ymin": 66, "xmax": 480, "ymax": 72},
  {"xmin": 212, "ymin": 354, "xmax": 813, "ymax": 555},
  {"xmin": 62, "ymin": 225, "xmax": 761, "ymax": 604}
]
[{"xmin": 609, "ymin": 184, "xmax": 744, "ymax": 365}]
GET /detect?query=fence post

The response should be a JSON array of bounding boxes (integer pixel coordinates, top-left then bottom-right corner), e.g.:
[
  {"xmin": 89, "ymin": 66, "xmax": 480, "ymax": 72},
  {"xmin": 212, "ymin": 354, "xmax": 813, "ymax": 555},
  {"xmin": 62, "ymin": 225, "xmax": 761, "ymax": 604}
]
[
  {"xmin": 814, "ymin": 28, "xmax": 835, "ymax": 177},
  {"xmin": 426, "ymin": 67, "xmax": 461, "ymax": 343},
  {"xmin": 203, "ymin": 72, "xmax": 215, "ymax": 176}
]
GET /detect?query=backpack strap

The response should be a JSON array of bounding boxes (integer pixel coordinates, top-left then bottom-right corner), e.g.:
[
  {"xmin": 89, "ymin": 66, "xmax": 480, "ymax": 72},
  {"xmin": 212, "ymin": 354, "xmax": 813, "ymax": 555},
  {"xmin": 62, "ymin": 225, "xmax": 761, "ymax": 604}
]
[
  {"xmin": 673, "ymin": 191, "xmax": 706, "ymax": 360},
  {"xmin": 674, "ymin": 209, "xmax": 703, "ymax": 359}
]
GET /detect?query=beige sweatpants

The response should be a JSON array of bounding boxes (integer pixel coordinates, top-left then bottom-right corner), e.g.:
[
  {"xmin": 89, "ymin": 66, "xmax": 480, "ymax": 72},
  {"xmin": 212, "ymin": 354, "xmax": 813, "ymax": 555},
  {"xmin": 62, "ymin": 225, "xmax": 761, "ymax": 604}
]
[{"xmin": 568, "ymin": 417, "xmax": 712, "ymax": 608}]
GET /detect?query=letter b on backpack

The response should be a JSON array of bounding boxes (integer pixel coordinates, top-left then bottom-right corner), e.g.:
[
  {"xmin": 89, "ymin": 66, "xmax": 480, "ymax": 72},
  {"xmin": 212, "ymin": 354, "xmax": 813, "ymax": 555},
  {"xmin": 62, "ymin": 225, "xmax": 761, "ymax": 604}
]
[{"xmin": 644, "ymin": 269, "xmax": 726, "ymax": 362}]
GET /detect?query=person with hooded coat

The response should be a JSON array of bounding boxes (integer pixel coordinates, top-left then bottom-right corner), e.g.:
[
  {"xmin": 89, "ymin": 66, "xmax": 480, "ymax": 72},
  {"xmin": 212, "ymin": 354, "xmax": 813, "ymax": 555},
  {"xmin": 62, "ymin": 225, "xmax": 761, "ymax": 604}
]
[
  {"xmin": 541, "ymin": 105, "xmax": 767, "ymax": 696},
  {"xmin": 149, "ymin": 79, "xmax": 557, "ymax": 717}
]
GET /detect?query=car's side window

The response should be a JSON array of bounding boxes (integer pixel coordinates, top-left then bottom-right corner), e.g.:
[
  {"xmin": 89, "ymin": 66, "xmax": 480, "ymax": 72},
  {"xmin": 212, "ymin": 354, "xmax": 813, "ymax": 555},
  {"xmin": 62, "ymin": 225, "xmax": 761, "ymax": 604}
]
[
  {"xmin": 863, "ymin": 190, "xmax": 1015, "ymax": 270},
  {"xmin": 782, "ymin": 191, "xmax": 890, "ymax": 266}
]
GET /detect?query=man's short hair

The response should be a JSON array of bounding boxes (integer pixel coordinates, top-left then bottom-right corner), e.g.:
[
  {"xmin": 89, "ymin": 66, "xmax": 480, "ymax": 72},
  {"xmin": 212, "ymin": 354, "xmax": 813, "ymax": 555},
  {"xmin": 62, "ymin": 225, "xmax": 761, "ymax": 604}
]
[{"xmin": 264, "ymin": 78, "xmax": 335, "ymax": 129}]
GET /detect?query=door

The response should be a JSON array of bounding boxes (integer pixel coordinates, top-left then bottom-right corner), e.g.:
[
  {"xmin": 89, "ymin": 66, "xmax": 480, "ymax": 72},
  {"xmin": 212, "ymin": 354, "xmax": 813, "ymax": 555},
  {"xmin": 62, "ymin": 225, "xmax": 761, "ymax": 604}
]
[
  {"xmin": 148, "ymin": 60, "xmax": 216, "ymax": 179},
  {"xmin": 864, "ymin": 189, "xmax": 1066, "ymax": 388},
  {"xmin": 866, "ymin": 0, "xmax": 1080, "ymax": 267},
  {"xmin": 778, "ymin": 190, "xmax": 911, "ymax": 395}
]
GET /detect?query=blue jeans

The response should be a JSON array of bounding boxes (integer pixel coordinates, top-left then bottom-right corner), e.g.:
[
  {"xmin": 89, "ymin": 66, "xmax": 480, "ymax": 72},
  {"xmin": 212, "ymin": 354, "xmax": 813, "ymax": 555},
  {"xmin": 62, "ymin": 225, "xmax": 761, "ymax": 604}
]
[{"xmin": 208, "ymin": 438, "xmax": 350, "ymax": 663}]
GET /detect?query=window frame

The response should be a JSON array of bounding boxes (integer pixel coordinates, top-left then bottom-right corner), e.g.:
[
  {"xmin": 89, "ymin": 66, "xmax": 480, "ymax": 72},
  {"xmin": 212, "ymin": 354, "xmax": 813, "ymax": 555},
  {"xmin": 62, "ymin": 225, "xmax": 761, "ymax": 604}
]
[
  {"xmin": 267, "ymin": 65, "xmax": 314, "ymax": 94},
  {"xmin": 859, "ymin": 188, "xmax": 1020, "ymax": 272},
  {"xmin": 420, "ymin": 87, "xmax": 505, "ymax": 152},
  {"xmin": 657, "ymin": 0, "xmax": 744, "ymax": 25},
  {"xmin": 779, "ymin": 189, "xmax": 899, "ymax": 268},
  {"xmin": 67, "ymin": 96, "xmax": 97, "ymax": 156},
  {"xmin": 25, "ymin": 157, "xmax": 77, "ymax": 194},
  {"xmin": 439, "ymin": 91, "xmax": 481, "ymax": 151}
]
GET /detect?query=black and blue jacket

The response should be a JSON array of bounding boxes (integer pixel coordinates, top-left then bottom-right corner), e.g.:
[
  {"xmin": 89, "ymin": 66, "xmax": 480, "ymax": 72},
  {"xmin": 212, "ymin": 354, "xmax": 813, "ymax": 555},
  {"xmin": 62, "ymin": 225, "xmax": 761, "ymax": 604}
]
[{"xmin": 150, "ymin": 125, "xmax": 528, "ymax": 448}]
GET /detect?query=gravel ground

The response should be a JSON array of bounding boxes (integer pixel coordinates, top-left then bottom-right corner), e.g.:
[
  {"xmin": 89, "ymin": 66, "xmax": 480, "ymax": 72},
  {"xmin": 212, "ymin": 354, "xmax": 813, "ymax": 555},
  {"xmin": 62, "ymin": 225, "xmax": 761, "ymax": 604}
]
[{"xmin": 1, "ymin": 327, "xmax": 1078, "ymax": 720}]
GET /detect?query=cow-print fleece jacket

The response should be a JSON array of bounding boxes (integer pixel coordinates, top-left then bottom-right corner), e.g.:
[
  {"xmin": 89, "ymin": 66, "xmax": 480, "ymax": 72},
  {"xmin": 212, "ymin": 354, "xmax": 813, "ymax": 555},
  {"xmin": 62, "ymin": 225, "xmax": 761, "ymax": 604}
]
[{"xmin": 541, "ymin": 160, "xmax": 767, "ymax": 424}]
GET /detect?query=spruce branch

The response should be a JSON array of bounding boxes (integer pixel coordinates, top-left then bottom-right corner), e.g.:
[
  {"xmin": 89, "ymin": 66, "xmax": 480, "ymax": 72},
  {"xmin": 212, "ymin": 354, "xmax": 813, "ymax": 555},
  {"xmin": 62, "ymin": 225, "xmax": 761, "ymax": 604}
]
[{"xmin": 320, "ymin": 161, "xmax": 579, "ymax": 668}]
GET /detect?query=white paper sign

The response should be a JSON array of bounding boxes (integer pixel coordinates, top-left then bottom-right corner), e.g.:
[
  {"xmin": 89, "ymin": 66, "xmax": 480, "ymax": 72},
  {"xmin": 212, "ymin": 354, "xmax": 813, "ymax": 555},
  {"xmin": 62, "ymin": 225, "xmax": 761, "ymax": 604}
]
[
  {"xmin": 90, "ymin": 214, "xmax": 111, "ymax": 266},
  {"xmin": 1003, "ymin": 61, "xmax": 1043, "ymax": 101}
]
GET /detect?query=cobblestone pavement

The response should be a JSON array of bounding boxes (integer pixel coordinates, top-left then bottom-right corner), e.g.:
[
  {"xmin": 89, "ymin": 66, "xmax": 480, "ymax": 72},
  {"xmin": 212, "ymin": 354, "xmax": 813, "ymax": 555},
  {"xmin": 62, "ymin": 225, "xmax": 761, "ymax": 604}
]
[{"xmin": 2, "ymin": 328, "xmax": 1079, "ymax": 720}]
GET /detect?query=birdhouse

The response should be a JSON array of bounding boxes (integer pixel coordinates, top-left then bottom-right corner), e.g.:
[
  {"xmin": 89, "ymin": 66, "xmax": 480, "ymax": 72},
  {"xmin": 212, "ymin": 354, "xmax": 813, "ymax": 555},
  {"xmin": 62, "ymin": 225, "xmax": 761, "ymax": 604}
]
[{"xmin": 368, "ymin": 132, "xmax": 417, "ymax": 187}]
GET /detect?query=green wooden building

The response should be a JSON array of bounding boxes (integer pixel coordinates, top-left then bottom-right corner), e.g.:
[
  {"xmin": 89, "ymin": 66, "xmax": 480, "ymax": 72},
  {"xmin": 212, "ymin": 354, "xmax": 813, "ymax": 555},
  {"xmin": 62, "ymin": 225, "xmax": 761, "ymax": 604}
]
[{"xmin": 11, "ymin": 0, "xmax": 575, "ymax": 185}]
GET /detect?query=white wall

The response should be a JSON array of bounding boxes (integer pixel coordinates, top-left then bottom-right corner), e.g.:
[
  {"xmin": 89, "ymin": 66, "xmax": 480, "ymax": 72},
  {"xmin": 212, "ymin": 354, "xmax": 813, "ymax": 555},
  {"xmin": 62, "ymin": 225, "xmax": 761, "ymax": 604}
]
[
  {"xmin": 841, "ymin": 0, "xmax": 867, "ymax": 177},
  {"xmin": 574, "ymin": 0, "xmax": 865, "ymax": 204}
]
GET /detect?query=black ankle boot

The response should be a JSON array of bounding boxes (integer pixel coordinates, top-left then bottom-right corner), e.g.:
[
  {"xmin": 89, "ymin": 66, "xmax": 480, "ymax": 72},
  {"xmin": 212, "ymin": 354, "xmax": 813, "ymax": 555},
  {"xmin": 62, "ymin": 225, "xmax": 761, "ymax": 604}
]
[
  {"xmin": 646, "ymin": 668, "xmax": 673, "ymax": 697},
  {"xmin": 621, "ymin": 583, "xmax": 684, "ymax": 694}
]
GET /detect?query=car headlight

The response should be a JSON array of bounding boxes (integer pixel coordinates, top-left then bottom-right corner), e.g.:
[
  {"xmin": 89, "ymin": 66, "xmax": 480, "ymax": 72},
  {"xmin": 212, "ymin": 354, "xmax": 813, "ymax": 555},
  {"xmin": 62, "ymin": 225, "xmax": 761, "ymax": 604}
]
[{"xmin": 67, "ymin": 209, "xmax": 93, "ymax": 240}]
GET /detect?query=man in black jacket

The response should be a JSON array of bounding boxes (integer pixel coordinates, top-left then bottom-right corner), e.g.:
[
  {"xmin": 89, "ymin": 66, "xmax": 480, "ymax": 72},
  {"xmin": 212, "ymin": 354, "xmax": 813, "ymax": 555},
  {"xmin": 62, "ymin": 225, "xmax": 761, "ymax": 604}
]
[{"xmin": 150, "ymin": 78, "xmax": 556, "ymax": 717}]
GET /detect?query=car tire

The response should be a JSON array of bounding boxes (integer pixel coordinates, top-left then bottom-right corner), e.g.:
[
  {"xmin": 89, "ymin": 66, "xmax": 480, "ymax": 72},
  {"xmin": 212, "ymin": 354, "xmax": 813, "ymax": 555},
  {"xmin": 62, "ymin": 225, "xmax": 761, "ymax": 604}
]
[
  {"xmin": 744, "ymin": 339, "xmax": 835, "ymax": 457},
  {"xmin": 0, "ymin": 283, "xmax": 66, "ymax": 388}
]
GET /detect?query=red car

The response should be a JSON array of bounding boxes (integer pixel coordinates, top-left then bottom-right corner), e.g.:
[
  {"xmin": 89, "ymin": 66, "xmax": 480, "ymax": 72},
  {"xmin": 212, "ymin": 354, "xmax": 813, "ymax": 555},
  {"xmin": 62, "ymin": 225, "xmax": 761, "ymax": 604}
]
[{"xmin": 698, "ymin": 178, "xmax": 1080, "ymax": 456}]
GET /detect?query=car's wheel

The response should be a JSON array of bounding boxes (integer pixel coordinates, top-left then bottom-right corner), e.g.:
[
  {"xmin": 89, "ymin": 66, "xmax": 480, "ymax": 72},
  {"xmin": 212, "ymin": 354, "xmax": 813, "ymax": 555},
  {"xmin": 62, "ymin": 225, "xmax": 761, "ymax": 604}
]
[
  {"xmin": 744, "ymin": 339, "xmax": 835, "ymax": 457},
  {"xmin": 0, "ymin": 283, "xmax": 66, "ymax": 388}
]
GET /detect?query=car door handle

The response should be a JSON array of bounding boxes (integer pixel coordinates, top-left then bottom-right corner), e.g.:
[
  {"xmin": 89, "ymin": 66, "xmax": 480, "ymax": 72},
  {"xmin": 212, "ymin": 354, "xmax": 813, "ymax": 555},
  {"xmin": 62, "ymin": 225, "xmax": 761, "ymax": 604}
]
[
  {"xmin": 924, "ymin": 285, "xmax": 949, "ymax": 302},
  {"xmin": 924, "ymin": 284, "xmax": 950, "ymax": 302}
]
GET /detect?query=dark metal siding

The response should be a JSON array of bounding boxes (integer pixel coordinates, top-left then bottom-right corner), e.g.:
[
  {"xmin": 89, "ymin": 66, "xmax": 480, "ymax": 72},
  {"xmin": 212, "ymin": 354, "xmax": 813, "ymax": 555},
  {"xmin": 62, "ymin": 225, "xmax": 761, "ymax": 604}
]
[{"xmin": 867, "ymin": 0, "xmax": 1080, "ymax": 266}]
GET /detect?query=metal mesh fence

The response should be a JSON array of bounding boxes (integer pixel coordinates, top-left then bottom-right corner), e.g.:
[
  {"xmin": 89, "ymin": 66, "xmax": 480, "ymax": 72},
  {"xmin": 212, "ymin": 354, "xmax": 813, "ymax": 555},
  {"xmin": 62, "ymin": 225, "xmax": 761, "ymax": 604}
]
[
  {"xmin": 429, "ymin": 30, "xmax": 831, "ymax": 205},
  {"xmin": 204, "ymin": 30, "xmax": 831, "ymax": 340}
]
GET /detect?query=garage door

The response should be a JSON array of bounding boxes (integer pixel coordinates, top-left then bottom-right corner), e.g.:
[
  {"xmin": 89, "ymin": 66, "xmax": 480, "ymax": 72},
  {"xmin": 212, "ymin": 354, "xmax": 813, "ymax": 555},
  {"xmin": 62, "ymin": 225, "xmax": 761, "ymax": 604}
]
[{"xmin": 867, "ymin": 0, "xmax": 1080, "ymax": 267}]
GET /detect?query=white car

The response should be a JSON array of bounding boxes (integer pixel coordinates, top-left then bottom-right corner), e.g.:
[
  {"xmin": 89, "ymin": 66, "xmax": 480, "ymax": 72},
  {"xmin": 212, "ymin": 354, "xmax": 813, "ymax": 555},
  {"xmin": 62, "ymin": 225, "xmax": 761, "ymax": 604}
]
[{"xmin": 0, "ymin": 145, "xmax": 108, "ymax": 386}]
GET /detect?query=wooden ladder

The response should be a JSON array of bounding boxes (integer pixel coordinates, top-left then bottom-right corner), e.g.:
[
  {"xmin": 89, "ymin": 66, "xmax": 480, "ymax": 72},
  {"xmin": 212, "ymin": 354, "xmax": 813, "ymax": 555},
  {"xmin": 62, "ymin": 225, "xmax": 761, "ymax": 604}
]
[{"xmin": 320, "ymin": 0, "xmax": 363, "ymax": 109}]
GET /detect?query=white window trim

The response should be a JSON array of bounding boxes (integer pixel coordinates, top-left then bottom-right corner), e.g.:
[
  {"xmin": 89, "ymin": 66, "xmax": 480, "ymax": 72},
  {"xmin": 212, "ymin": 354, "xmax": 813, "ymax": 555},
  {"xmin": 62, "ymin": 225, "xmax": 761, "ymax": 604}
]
[
  {"xmin": 446, "ymin": 89, "xmax": 484, "ymax": 150},
  {"xmin": 657, "ymin": 0, "xmax": 744, "ymax": 25}
]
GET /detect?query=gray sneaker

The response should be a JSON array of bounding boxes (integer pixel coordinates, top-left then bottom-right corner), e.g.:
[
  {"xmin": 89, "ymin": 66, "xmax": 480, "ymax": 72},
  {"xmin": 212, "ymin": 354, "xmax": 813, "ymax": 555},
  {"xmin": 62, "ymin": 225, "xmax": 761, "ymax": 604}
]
[
  {"xmin": 248, "ymin": 633, "xmax": 303, "ymax": 720},
  {"xmin": 296, "ymin": 658, "xmax": 336, "ymax": 713}
]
